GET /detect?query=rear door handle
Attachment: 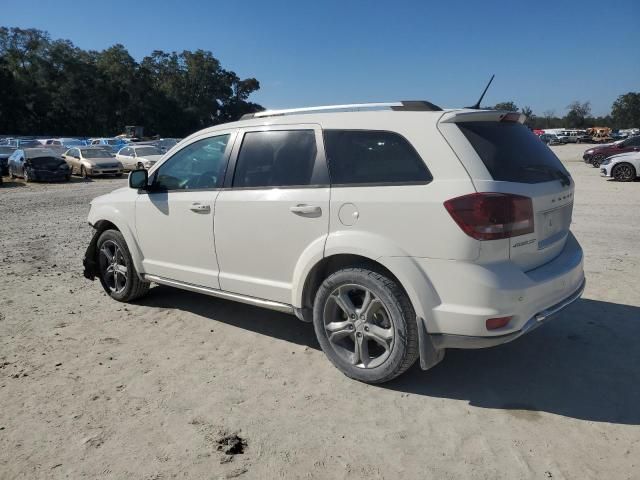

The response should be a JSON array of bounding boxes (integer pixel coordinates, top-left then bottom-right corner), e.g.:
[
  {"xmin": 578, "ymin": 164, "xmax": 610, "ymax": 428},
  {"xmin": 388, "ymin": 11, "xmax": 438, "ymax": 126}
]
[
  {"xmin": 290, "ymin": 204, "xmax": 321, "ymax": 216},
  {"xmin": 190, "ymin": 203, "xmax": 211, "ymax": 213}
]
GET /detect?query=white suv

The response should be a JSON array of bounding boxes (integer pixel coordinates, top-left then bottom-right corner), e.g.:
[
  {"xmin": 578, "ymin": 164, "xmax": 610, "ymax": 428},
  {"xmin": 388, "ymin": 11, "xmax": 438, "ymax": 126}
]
[{"xmin": 83, "ymin": 102, "xmax": 585, "ymax": 384}]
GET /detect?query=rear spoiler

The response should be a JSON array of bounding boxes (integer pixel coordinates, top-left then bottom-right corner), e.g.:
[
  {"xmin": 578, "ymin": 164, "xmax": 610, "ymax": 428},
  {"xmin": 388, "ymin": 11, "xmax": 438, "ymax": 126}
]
[{"xmin": 439, "ymin": 109, "xmax": 526, "ymax": 124}]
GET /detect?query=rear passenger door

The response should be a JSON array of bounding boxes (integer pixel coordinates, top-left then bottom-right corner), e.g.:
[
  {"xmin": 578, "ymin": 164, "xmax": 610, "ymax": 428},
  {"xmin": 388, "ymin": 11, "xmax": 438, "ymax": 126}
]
[{"xmin": 214, "ymin": 125, "xmax": 330, "ymax": 304}]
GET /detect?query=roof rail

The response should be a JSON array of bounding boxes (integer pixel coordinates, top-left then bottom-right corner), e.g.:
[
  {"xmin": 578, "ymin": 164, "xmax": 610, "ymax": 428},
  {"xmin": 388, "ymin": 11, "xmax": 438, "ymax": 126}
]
[{"xmin": 241, "ymin": 100, "xmax": 442, "ymax": 120}]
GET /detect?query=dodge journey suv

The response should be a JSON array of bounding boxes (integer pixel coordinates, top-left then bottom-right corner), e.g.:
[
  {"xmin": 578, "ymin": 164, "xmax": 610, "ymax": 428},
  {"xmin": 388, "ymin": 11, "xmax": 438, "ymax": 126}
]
[{"xmin": 83, "ymin": 101, "xmax": 585, "ymax": 384}]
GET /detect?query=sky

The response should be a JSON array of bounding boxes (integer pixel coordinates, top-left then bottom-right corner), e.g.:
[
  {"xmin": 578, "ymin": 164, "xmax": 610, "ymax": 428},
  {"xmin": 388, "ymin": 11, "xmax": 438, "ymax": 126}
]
[{"xmin": 3, "ymin": 0, "xmax": 639, "ymax": 116}]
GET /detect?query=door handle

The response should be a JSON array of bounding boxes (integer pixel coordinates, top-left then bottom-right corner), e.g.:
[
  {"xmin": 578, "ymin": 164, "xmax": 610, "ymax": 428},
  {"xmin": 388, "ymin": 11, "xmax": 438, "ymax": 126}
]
[
  {"xmin": 190, "ymin": 203, "xmax": 211, "ymax": 213},
  {"xmin": 290, "ymin": 204, "xmax": 321, "ymax": 216}
]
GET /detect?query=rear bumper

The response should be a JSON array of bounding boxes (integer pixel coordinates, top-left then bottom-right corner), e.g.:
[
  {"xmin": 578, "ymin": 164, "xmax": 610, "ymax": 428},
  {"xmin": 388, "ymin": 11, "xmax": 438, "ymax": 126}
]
[
  {"xmin": 412, "ymin": 232, "xmax": 585, "ymax": 339},
  {"xmin": 430, "ymin": 278, "xmax": 585, "ymax": 349}
]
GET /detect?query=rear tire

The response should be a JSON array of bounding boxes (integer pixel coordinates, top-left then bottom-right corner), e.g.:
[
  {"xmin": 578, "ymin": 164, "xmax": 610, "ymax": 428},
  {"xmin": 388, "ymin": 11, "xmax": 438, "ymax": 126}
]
[
  {"xmin": 312, "ymin": 268, "xmax": 419, "ymax": 384},
  {"xmin": 612, "ymin": 163, "xmax": 636, "ymax": 182},
  {"xmin": 80, "ymin": 166, "xmax": 90, "ymax": 179},
  {"xmin": 96, "ymin": 229, "xmax": 150, "ymax": 302}
]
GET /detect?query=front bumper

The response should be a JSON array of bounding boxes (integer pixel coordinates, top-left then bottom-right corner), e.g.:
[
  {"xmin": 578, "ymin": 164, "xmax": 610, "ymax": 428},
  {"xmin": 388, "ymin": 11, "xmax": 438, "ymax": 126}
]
[
  {"xmin": 600, "ymin": 164, "xmax": 613, "ymax": 177},
  {"xmin": 28, "ymin": 169, "xmax": 70, "ymax": 181},
  {"xmin": 430, "ymin": 278, "xmax": 585, "ymax": 349},
  {"xmin": 91, "ymin": 168, "xmax": 123, "ymax": 175}
]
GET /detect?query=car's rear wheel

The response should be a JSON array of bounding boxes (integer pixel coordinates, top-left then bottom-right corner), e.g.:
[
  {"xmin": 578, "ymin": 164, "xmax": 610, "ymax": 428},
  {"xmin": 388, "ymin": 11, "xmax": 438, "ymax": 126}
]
[
  {"xmin": 80, "ymin": 166, "xmax": 89, "ymax": 179},
  {"xmin": 612, "ymin": 163, "xmax": 636, "ymax": 182},
  {"xmin": 96, "ymin": 229, "xmax": 150, "ymax": 302},
  {"xmin": 312, "ymin": 268, "xmax": 419, "ymax": 384}
]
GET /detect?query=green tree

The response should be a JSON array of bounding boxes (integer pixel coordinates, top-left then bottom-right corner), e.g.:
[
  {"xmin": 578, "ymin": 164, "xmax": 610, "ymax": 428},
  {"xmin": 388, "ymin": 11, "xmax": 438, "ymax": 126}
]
[
  {"xmin": 0, "ymin": 26, "xmax": 262, "ymax": 136},
  {"xmin": 611, "ymin": 92, "xmax": 640, "ymax": 128},
  {"xmin": 492, "ymin": 101, "xmax": 518, "ymax": 111},
  {"xmin": 565, "ymin": 101, "xmax": 591, "ymax": 128},
  {"xmin": 520, "ymin": 106, "xmax": 535, "ymax": 127}
]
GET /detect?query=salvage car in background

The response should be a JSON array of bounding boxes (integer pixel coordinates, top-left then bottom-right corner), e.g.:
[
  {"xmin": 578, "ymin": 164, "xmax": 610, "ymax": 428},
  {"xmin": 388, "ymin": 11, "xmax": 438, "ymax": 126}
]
[
  {"xmin": 583, "ymin": 136, "xmax": 640, "ymax": 167},
  {"xmin": 62, "ymin": 146, "xmax": 123, "ymax": 178},
  {"xmin": 600, "ymin": 152, "xmax": 640, "ymax": 182},
  {"xmin": 115, "ymin": 145, "xmax": 163, "ymax": 170},
  {"xmin": 0, "ymin": 145, "xmax": 15, "ymax": 175},
  {"xmin": 8, "ymin": 148, "xmax": 71, "ymax": 182}
]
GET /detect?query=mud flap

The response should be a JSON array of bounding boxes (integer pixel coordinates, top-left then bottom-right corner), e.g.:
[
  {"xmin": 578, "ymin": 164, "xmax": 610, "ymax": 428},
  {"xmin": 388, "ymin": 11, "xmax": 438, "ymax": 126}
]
[
  {"xmin": 83, "ymin": 229, "xmax": 100, "ymax": 280},
  {"xmin": 417, "ymin": 316, "xmax": 445, "ymax": 370}
]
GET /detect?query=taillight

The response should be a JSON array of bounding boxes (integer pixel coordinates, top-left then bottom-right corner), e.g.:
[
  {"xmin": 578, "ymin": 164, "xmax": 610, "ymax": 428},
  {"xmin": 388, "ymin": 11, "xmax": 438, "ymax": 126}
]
[{"xmin": 444, "ymin": 193, "xmax": 534, "ymax": 240}]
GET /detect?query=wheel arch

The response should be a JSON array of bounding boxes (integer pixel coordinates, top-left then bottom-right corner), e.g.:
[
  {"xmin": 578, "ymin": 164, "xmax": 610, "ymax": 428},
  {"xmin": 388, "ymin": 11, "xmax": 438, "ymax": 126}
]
[{"xmin": 86, "ymin": 207, "xmax": 145, "ymax": 276}]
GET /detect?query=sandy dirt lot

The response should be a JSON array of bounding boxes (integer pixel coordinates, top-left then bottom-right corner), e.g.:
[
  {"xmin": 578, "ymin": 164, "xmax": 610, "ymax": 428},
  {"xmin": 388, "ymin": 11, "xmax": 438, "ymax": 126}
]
[{"xmin": 1, "ymin": 144, "xmax": 639, "ymax": 480}]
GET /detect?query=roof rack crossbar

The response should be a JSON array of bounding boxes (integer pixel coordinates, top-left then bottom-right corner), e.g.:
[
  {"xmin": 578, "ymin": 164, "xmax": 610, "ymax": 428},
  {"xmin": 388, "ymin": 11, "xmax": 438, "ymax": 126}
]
[{"xmin": 241, "ymin": 100, "xmax": 442, "ymax": 120}]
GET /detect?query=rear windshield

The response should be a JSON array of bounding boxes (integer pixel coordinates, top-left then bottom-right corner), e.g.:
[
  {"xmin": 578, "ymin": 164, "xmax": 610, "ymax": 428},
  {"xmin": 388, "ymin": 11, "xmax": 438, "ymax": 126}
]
[{"xmin": 458, "ymin": 122, "xmax": 570, "ymax": 184}]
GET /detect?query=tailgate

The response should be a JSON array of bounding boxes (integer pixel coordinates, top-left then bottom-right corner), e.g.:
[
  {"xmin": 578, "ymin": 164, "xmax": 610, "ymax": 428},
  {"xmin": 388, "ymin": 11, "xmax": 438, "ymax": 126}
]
[{"xmin": 439, "ymin": 111, "xmax": 575, "ymax": 270}]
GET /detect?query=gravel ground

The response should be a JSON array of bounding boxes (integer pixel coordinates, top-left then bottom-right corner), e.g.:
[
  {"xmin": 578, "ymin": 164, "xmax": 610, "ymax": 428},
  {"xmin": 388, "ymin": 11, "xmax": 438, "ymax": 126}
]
[{"xmin": 1, "ymin": 144, "xmax": 639, "ymax": 479}]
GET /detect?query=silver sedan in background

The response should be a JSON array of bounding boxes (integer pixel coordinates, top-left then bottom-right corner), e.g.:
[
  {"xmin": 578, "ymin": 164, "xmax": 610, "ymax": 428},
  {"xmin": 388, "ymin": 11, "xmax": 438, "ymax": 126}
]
[{"xmin": 62, "ymin": 146, "xmax": 123, "ymax": 178}]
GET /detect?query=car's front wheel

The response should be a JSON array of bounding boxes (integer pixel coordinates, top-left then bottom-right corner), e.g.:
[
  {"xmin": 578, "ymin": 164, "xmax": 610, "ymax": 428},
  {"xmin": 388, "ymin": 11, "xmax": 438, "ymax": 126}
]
[
  {"xmin": 612, "ymin": 162, "xmax": 636, "ymax": 182},
  {"xmin": 591, "ymin": 154, "xmax": 605, "ymax": 167},
  {"xmin": 313, "ymin": 268, "xmax": 419, "ymax": 384},
  {"xmin": 96, "ymin": 229, "xmax": 150, "ymax": 302}
]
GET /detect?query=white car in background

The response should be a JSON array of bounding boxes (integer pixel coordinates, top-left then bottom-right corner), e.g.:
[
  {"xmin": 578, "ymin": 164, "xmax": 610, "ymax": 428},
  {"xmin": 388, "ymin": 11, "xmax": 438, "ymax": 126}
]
[
  {"xmin": 115, "ymin": 145, "xmax": 164, "ymax": 170},
  {"xmin": 600, "ymin": 152, "xmax": 640, "ymax": 181}
]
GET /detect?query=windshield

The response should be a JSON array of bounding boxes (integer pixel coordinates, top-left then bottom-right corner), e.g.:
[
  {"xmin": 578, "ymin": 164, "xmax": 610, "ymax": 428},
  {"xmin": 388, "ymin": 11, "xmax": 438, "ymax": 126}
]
[
  {"xmin": 81, "ymin": 149, "xmax": 112, "ymax": 158},
  {"xmin": 63, "ymin": 139, "xmax": 84, "ymax": 147},
  {"xmin": 19, "ymin": 140, "xmax": 41, "ymax": 148},
  {"xmin": 106, "ymin": 139, "xmax": 119, "ymax": 145},
  {"xmin": 135, "ymin": 146, "xmax": 162, "ymax": 156},
  {"xmin": 458, "ymin": 122, "xmax": 570, "ymax": 184}
]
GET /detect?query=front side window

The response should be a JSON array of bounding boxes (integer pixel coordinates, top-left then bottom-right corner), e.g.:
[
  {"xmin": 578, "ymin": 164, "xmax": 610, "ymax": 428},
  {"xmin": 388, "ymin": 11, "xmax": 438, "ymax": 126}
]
[
  {"xmin": 233, "ymin": 130, "xmax": 317, "ymax": 188},
  {"xmin": 323, "ymin": 130, "xmax": 432, "ymax": 185},
  {"xmin": 152, "ymin": 134, "xmax": 230, "ymax": 191}
]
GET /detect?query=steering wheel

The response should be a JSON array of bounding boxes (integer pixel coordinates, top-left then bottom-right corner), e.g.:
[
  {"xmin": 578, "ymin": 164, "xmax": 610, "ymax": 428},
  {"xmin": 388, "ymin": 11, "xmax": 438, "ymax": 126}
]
[{"xmin": 187, "ymin": 171, "xmax": 217, "ymax": 189}]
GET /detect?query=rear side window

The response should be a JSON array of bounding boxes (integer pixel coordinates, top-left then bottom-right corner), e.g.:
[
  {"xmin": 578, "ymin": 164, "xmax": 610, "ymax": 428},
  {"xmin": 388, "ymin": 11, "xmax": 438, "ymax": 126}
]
[
  {"xmin": 233, "ymin": 130, "xmax": 317, "ymax": 188},
  {"xmin": 458, "ymin": 122, "xmax": 570, "ymax": 183},
  {"xmin": 323, "ymin": 130, "xmax": 431, "ymax": 185}
]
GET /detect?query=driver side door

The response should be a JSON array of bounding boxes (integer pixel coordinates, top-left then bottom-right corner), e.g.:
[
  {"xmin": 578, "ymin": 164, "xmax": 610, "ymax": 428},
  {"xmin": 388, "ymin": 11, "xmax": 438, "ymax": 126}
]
[{"xmin": 134, "ymin": 131, "xmax": 236, "ymax": 288}]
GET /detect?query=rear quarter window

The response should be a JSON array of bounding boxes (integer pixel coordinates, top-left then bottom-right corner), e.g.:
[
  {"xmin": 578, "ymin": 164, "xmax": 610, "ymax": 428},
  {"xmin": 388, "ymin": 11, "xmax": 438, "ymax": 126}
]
[
  {"xmin": 323, "ymin": 130, "xmax": 431, "ymax": 185},
  {"xmin": 458, "ymin": 122, "xmax": 570, "ymax": 183}
]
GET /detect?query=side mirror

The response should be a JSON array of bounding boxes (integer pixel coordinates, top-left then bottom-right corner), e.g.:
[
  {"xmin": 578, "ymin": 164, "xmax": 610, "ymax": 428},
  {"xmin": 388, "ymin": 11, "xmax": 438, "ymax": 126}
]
[{"xmin": 129, "ymin": 169, "xmax": 148, "ymax": 190}]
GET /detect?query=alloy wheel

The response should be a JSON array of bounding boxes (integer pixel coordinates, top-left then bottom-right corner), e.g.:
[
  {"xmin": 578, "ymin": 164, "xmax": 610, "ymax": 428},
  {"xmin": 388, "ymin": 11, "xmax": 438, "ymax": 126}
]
[
  {"xmin": 99, "ymin": 240, "xmax": 128, "ymax": 294},
  {"xmin": 614, "ymin": 164, "xmax": 634, "ymax": 181},
  {"xmin": 323, "ymin": 284, "xmax": 394, "ymax": 369}
]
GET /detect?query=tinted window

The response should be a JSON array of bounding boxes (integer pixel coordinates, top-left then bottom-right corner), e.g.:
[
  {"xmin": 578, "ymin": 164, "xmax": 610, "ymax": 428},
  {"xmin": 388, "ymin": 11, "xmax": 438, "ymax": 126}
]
[
  {"xmin": 120, "ymin": 147, "xmax": 131, "ymax": 156},
  {"xmin": 458, "ymin": 122, "xmax": 571, "ymax": 184},
  {"xmin": 323, "ymin": 130, "xmax": 431, "ymax": 185},
  {"xmin": 233, "ymin": 130, "xmax": 317, "ymax": 188},
  {"xmin": 153, "ymin": 135, "xmax": 230, "ymax": 190},
  {"xmin": 625, "ymin": 136, "xmax": 640, "ymax": 147}
]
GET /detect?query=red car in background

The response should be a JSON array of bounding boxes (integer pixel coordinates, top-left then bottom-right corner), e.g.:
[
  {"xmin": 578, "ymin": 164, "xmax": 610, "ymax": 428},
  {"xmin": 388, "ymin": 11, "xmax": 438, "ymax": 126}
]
[{"xmin": 583, "ymin": 136, "xmax": 640, "ymax": 167}]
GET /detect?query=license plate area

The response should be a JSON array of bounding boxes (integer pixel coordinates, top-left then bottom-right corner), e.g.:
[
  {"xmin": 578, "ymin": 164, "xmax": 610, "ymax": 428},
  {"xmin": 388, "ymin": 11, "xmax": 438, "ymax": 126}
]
[{"xmin": 538, "ymin": 203, "xmax": 572, "ymax": 250}]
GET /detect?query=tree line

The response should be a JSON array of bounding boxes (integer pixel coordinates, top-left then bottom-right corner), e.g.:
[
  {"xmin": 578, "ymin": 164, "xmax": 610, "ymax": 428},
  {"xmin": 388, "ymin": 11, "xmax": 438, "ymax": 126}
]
[
  {"xmin": 1, "ymin": 26, "xmax": 638, "ymax": 137},
  {"xmin": 0, "ymin": 27, "xmax": 263, "ymax": 137},
  {"xmin": 491, "ymin": 94, "xmax": 640, "ymax": 130}
]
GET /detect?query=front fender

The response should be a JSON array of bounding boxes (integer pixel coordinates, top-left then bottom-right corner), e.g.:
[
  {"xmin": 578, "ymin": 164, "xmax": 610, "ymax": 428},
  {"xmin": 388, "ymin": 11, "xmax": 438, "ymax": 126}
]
[{"xmin": 87, "ymin": 204, "xmax": 145, "ymax": 276}]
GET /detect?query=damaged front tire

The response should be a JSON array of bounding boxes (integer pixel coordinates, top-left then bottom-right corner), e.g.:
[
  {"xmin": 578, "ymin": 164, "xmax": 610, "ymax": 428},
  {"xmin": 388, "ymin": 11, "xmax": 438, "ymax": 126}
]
[{"xmin": 92, "ymin": 229, "xmax": 150, "ymax": 302}]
